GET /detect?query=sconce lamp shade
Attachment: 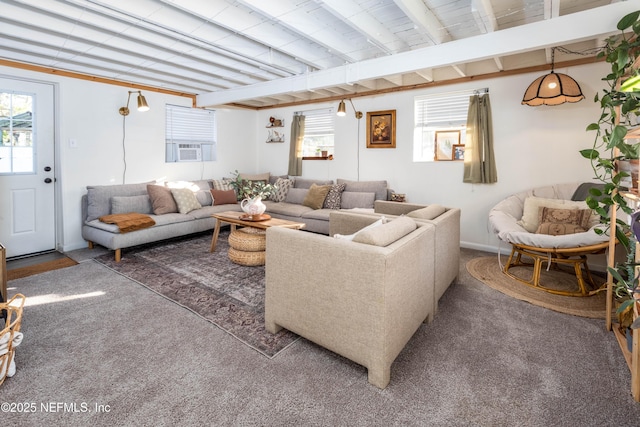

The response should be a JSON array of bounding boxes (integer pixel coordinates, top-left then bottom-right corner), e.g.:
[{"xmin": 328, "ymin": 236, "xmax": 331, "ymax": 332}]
[
  {"xmin": 137, "ymin": 93, "xmax": 150, "ymax": 112},
  {"xmin": 620, "ymin": 74, "xmax": 640, "ymax": 92},
  {"xmin": 119, "ymin": 90, "xmax": 150, "ymax": 115},
  {"xmin": 521, "ymin": 71, "xmax": 585, "ymax": 106},
  {"xmin": 337, "ymin": 100, "xmax": 346, "ymax": 116}
]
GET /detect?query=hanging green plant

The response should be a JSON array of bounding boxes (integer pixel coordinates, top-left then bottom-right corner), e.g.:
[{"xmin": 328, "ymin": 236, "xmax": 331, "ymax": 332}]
[{"xmin": 580, "ymin": 10, "xmax": 640, "ymax": 251}]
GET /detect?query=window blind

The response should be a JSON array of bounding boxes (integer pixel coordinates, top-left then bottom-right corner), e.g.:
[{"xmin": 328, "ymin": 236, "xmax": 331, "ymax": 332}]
[
  {"xmin": 302, "ymin": 108, "xmax": 334, "ymax": 136},
  {"xmin": 415, "ymin": 89, "xmax": 482, "ymax": 128},
  {"xmin": 166, "ymin": 104, "xmax": 216, "ymax": 144}
]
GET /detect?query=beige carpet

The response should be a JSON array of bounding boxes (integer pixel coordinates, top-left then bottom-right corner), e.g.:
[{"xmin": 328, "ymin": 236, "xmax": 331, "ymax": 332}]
[{"xmin": 466, "ymin": 256, "xmax": 609, "ymax": 319}]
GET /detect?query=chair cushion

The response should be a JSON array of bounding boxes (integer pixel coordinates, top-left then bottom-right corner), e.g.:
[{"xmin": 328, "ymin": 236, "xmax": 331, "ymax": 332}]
[
  {"xmin": 517, "ymin": 196, "xmax": 593, "ymax": 233},
  {"xmin": 407, "ymin": 205, "xmax": 446, "ymax": 220},
  {"xmin": 353, "ymin": 216, "xmax": 417, "ymax": 247}
]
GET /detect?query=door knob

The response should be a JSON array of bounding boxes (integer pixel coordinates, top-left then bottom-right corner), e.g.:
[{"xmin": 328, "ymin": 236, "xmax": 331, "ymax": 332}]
[
  {"xmin": 44, "ymin": 178, "xmax": 52, "ymax": 183},
  {"xmin": 44, "ymin": 166, "xmax": 51, "ymax": 172}
]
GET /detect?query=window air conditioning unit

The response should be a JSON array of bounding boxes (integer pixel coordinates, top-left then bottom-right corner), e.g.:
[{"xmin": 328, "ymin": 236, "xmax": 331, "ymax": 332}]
[{"xmin": 177, "ymin": 143, "xmax": 202, "ymax": 161}]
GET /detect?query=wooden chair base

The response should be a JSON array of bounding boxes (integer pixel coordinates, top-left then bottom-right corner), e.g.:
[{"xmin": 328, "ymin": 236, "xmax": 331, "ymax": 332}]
[{"xmin": 503, "ymin": 242, "xmax": 609, "ymax": 297}]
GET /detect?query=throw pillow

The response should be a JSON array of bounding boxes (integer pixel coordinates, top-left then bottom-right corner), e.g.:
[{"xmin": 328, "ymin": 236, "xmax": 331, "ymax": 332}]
[
  {"xmin": 170, "ymin": 188, "xmax": 202, "ymax": 214},
  {"xmin": 147, "ymin": 184, "xmax": 178, "ymax": 215},
  {"xmin": 111, "ymin": 195, "xmax": 153, "ymax": 215},
  {"xmin": 353, "ymin": 216, "xmax": 417, "ymax": 247},
  {"xmin": 271, "ymin": 177, "xmax": 293, "ymax": 202},
  {"xmin": 407, "ymin": 205, "xmax": 447, "ymax": 220},
  {"xmin": 302, "ymin": 183, "xmax": 332, "ymax": 209},
  {"xmin": 195, "ymin": 190, "xmax": 213, "ymax": 206},
  {"xmin": 211, "ymin": 179, "xmax": 233, "ymax": 191},
  {"xmin": 210, "ymin": 189, "xmax": 238, "ymax": 206},
  {"xmin": 323, "ymin": 183, "xmax": 346, "ymax": 209},
  {"xmin": 537, "ymin": 206, "xmax": 592, "ymax": 229},
  {"xmin": 518, "ymin": 196, "xmax": 595, "ymax": 233},
  {"xmin": 536, "ymin": 222, "xmax": 586, "ymax": 236},
  {"xmin": 334, "ymin": 217, "xmax": 387, "ymax": 241}
]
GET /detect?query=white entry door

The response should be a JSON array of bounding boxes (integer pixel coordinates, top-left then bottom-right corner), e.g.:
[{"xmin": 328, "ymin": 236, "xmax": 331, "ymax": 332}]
[{"xmin": 0, "ymin": 77, "xmax": 55, "ymax": 258}]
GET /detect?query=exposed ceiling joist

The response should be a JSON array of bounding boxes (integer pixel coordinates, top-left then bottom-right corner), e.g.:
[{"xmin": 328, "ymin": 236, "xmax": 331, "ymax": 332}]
[{"xmin": 197, "ymin": 2, "xmax": 635, "ymax": 107}]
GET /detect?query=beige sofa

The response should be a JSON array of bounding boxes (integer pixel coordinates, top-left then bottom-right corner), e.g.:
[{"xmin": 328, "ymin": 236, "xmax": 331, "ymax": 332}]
[
  {"xmin": 265, "ymin": 213, "xmax": 436, "ymax": 389},
  {"xmin": 336, "ymin": 200, "xmax": 461, "ymax": 312}
]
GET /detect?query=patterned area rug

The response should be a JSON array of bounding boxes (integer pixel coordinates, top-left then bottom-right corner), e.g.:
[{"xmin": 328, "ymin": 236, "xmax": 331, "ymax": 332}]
[{"xmin": 94, "ymin": 231, "xmax": 298, "ymax": 358}]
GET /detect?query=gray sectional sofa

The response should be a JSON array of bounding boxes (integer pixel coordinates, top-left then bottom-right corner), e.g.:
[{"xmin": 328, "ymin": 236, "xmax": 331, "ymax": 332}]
[{"xmin": 81, "ymin": 175, "xmax": 396, "ymax": 261}]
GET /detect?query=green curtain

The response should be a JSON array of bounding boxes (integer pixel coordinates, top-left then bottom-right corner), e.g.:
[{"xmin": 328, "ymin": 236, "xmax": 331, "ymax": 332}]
[
  {"xmin": 288, "ymin": 114, "xmax": 305, "ymax": 176},
  {"xmin": 463, "ymin": 94, "xmax": 497, "ymax": 184}
]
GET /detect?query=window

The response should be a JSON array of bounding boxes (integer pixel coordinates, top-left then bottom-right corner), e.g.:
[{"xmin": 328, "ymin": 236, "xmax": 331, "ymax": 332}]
[
  {"xmin": 165, "ymin": 104, "xmax": 216, "ymax": 162},
  {"xmin": 301, "ymin": 108, "xmax": 334, "ymax": 158},
  {"xmin": 0, "ymin": 92, "xmax": 34, "ymax": 174},
  {"xmin": 414, "ymin": 89, "xmax": 481, "ymax": 162}
]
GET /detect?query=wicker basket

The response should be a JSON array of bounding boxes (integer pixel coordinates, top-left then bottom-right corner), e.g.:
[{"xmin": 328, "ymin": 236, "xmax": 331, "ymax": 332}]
[
  {"xmin": 228, "ymin": 227, "xmax": 267, "ymax": 252},
  {"xmin": 228, "ymin": 247, "xmax": 266, "ymax": 266},
  {"xmin": 1, "ymin": 293, "xmax": 26, "ymax": 386}
]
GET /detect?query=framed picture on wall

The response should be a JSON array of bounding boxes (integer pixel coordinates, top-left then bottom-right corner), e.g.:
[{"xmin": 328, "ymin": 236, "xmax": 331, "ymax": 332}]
[
  {"xmin": 366, "ymin": 110, "xmax": 396, "ymax": 148},
  {"xmin": 435, "ymin": 130, "xmax": 460, "ymax": 161},
  {"xmin": 453, "ymin": 144, "xmax": 465, "ymax": 161}
]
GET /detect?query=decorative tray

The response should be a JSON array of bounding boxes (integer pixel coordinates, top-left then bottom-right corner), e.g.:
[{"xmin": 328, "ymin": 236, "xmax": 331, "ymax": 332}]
[{"xmin": 239, "ymin": 213, "xmax": 271, "ymax": 222}]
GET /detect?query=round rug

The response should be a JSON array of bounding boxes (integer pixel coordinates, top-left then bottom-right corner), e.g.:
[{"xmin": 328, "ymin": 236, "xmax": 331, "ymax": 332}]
[{"xmin": 466, "ymin": 256, "xmax": 609, "ymax": 319}]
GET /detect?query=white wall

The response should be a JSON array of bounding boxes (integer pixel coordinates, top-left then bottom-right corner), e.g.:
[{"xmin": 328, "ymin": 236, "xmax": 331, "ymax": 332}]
[
  {"xmin": 1, "ymin": 66, "xmax": 257, "ymax": 252},
  {"xmin": 255, "ymin": 61, "xmax": 609, "ymax": 253},
  {"xmin": 0, "ymin": 60, "xmax": 609, "ymax": 255}
]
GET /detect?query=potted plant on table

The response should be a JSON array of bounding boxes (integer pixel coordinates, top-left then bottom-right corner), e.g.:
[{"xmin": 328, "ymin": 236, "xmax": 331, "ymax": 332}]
[{"xmin": 228, "ymin": 171, "xmax": 277, "ymax": 217}]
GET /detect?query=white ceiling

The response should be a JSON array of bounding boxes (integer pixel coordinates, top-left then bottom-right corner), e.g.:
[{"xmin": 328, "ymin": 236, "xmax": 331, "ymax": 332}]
[{"xmin": 0, "ymin": 0, "xmax": 637, "ymax": 109}]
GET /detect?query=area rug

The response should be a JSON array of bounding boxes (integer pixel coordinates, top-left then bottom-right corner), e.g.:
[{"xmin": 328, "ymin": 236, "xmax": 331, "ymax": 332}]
[
  {"xmin": 94, "ymin": 231, "xmax": 298, "ymax": 358},
  {"xmin": 8, "ymin": 256, "xmax": 78, "ymax": 280},
  {"xmin": 466, "ymin": 256, "xmax": 609, "ymax": 319}
]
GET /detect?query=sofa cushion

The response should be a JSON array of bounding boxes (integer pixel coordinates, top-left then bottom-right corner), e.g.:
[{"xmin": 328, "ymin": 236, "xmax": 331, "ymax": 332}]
[
  {"xmin": 301, "ymin": 209, "xmax": 332, "ymax": 221},
  {"xmin": 195, "ymin": 190, "xmax": 213, "ymax": 206},
  {"xmin": 210, "ymin": 189, "xmax": 238, "ymax": 206},
  {"xmin": 334, "ymin": 217, "xmax": 386, "ymax": 241},
  {"xmin": 147, "ymin": 184, "xmax": 179, "ymax": 215},
  {"xmin": 212, "ymin": 179, "xmax": 233, "ymax": 191},
  {"xmin": 86, "ymin": 182, "xmax": 150, "ymax": 221},
  {"xmin": 293, "ymin": 178, "xmax": 334, "ymax": 189},
  {"xmin": 284, "ymin": 188, "xmax": 309, "ymax": 205},
  {"xmin": 337, "ymin": 179, "xmax": 388, "ymax": 202},
  {"xmin": 239, "ymin": 172, "xmax": 270, "ymax": 182},
  {"xmin": 266, "ymin": 201, "xmax": 313, "ymax": 217},
  {"xmin": 271, "ymin": 177, "xmax": 293, "ymax": 202},
  {"xmin": 170, "ymin": 188, "xmax": 202, "ymax": 214},
  {"xmin": 303, "ymin": 184, "xmax": 332, "ymax": 209},
  {"xmin": 407, "ymin": 205, "xmax": 447, "ymax": 220},
  {"xmin": 323, "ymin": 183, "xmax": 346, "ymax": 209},
  {"xmin": 340, "ymin": 191, "xmax": 375, "ymax": 209},
  {"xmin": 191, "ymin": 179, "xmax": 212, "ymax": 191},
  {"xmin": 353, "ymin": 216, "xmax": 417, "ymax": 247},
  {"xmin": 111, "ymin": 195, "xmax": 153, "ymax": 215}
]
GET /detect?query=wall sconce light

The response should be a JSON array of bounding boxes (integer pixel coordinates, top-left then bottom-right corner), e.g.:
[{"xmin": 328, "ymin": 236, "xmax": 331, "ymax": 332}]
[
  {"xmin": 119, "ymin": 90, "xmax": 150, "ymax": 116},
  {"xmin": 521, "ymin": 48, "xmax": 584, "ymax": 106},
  {"xmin": 337, "ymin": 99, "xmax": 363, "ymax": 119}
]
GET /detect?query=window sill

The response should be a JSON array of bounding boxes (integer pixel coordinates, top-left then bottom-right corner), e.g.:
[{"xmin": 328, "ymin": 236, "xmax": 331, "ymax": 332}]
[{"xmin": 302, "ymin": 156, "xmax": 333, "ymax": 160}]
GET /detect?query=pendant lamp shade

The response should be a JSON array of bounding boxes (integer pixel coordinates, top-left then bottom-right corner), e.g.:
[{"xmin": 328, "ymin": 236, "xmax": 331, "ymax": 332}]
[
  {"xmin": 521, "ymin": 71, "xmax": 585, "ymax": 106},
  {"xmin": 337, "ymin": 100, "xmax": 346, "ymax": 116}
]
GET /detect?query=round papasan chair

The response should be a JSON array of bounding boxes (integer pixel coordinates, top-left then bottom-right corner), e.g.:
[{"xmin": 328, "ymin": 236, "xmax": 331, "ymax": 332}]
[{"xmin": 488, "ymin": 182, "xmax": 611, "ymax": 297}]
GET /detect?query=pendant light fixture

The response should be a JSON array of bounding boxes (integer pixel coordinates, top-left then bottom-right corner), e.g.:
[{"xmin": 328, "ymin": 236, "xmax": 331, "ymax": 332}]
[{"xmin": 521, "ymin": 48, "xmax": 584, "ymax": 106}]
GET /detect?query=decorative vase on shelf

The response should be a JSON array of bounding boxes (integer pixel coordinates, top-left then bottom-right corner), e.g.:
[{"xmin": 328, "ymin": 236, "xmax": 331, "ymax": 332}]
[{"xmin": 241, "ymin": 196, "xmax": 266, "ymax": 216}]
